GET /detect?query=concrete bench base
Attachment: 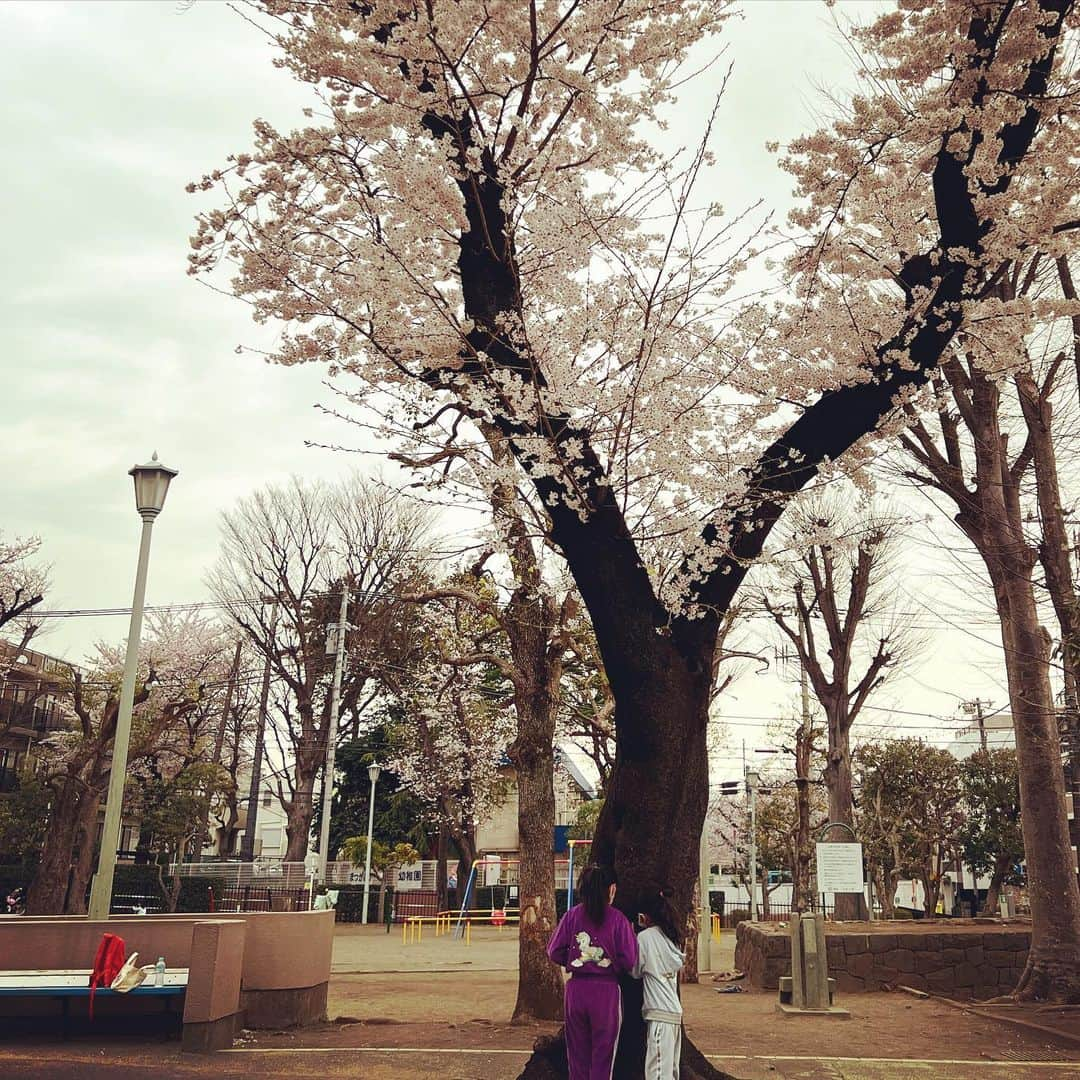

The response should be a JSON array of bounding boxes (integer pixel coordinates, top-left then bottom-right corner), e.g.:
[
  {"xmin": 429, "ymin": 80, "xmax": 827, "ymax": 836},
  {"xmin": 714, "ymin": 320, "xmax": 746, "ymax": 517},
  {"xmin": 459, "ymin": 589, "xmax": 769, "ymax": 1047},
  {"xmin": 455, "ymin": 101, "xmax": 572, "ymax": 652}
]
[
  {"xmin": 181, "ymin": 1011, "xmax": 243, "ymax": 1052},
  {"xmin": 242, "ymin": 981, "xmax": 327, "ymax": 1028}
]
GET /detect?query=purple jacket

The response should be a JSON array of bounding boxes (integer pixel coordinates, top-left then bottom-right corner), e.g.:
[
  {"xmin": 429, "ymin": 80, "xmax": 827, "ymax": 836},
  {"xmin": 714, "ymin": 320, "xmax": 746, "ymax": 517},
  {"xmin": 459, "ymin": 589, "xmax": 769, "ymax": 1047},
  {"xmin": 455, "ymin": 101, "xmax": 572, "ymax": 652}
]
[{"xmin": 547, "ymin": 903, "xmax": 638, "ymax": 979}]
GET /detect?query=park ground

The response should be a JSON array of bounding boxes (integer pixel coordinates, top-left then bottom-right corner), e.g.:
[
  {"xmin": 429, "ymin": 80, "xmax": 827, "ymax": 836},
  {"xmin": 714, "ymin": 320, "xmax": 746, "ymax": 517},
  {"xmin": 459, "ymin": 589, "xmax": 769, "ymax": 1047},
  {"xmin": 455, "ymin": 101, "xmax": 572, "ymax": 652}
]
[{"xmin": 1, "ymin": 926, "xmax": 1078, "ymax": 1079}]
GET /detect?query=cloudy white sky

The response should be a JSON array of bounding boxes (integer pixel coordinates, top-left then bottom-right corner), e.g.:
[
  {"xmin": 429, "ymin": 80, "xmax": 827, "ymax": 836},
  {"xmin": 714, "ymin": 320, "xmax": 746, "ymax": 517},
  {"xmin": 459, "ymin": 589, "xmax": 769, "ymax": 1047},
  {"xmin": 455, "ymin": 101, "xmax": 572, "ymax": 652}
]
[{"xmin": 1, "ymin": 1, "xmax": 1009, "ymax": 775}]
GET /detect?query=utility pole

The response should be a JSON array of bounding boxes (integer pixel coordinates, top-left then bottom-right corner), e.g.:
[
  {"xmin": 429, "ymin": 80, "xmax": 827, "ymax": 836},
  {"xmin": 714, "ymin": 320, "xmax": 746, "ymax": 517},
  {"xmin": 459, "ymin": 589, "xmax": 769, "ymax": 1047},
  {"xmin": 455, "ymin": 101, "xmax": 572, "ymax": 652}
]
[
  {"xmin": 317, "ymin": 587, "xmax": 349, "ymax": 883},
  {"xmin": 746, "ymin": 768, "xmax": 760, "ymax": 922},
  {"xmin": 240, "ymin": 602, "xmax": 279, "ymax": 863},
  {"xmin": 962, "ymin": 698, "xmax": 990, "ymax": 752}
]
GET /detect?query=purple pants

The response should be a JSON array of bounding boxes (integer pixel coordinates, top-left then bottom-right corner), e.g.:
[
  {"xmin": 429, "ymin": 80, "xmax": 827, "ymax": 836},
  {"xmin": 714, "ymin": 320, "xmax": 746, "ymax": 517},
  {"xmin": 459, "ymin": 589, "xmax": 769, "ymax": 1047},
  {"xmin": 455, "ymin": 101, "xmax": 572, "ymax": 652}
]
[{"xmin": 564, "ymin": 977, "xmax": 622, "ymax": 1080}]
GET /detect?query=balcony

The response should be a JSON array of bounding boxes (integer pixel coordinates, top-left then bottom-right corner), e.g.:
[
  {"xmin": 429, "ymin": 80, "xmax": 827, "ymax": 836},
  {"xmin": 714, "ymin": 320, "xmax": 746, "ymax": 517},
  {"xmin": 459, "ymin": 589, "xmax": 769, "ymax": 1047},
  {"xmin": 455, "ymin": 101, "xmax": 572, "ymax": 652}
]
[{"xmin": 0, "ymin": 698, "xmax": 68, "ymax": 736}]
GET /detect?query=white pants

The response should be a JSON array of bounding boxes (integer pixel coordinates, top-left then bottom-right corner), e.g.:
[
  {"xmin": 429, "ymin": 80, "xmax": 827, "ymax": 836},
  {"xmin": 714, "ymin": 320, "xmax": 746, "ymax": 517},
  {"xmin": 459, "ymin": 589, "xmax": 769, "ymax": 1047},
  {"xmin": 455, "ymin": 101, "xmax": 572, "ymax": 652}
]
[{"xmin": 645, "ymin": 1019, "xmax": 681, "ymax": 1080}]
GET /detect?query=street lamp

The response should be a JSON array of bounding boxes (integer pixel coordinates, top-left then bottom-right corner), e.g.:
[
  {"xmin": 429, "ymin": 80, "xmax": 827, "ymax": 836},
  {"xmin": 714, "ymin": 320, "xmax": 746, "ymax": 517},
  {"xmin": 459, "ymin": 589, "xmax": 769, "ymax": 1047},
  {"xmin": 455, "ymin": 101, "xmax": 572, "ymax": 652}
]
[
  {"xmin": 88, "ymin": 453, "xmax": 178, "ymax": 920},
  {"xmin": 361, "ymin": 763, "xmax": 380, "ymax": 925}
]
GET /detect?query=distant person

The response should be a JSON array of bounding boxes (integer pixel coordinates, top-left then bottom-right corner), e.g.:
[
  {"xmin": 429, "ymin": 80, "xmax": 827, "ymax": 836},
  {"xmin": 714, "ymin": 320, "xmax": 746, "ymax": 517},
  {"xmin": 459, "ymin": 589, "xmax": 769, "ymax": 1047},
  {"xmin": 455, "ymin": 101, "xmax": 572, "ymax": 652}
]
[
  {"xmin": 632, "ymin": 886, "xmax": 686, "ymax": 1080},
  {"xmin": 546, "ymin": 865, "xmax": 637, "ymax": 1080}
]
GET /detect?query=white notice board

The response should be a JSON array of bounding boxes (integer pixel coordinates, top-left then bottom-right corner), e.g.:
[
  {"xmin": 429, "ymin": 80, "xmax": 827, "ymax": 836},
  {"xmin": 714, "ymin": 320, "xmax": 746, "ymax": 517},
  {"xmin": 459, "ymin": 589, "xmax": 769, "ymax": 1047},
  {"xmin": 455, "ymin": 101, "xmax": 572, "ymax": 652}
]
[{"xmin": 815, "ymin": 842, "xmax": 864, "ymax": 893}]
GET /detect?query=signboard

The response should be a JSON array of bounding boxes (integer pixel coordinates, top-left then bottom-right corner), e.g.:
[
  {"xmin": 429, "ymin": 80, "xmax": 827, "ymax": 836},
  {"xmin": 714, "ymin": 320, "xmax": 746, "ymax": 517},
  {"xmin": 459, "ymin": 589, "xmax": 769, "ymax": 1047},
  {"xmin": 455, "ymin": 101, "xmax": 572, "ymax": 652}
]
[
  {"xmin": 484, "ymin": 855, "xmax": 502, "ymax": 886},
  {"xmin": 815, "ymin": 842, "xmax": 864, "ymax": 893},
  {"xmin": 396, "ymin": 862, "xmax": 425, "ymax": 891}
]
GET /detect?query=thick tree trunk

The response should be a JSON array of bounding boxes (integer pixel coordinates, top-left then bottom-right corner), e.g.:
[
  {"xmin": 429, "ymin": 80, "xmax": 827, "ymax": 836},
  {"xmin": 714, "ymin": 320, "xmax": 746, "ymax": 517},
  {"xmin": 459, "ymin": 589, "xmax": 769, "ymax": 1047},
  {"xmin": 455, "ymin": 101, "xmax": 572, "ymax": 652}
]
[
  {"xmin": 992, "ymin": 564, "xmax": 1080, "ymax": 1000},
  {"xmin": 284, "ymin": 763, "xmax": 319, "ymax": 862},
  {"xmin": 510, "ymin": 688, "xmax": 564, "ymax": 1022},
  {"xmin": 66, "ymin": 786, "xmax": 103, "ymax": 915},
  {"xmin": 518, "ymin": 641, "xmax": 734, "ymax": 1079},
  {"xmin": 25, "ymin": 771, "xmax": 86, "ymax": 915},
  {"xmin": 824, "ymin": 720, "xmax": 865, "ymax": 920},
  {"xmin": 983, "ymin": 853, "xmax": 1012, "ymax": 916}
]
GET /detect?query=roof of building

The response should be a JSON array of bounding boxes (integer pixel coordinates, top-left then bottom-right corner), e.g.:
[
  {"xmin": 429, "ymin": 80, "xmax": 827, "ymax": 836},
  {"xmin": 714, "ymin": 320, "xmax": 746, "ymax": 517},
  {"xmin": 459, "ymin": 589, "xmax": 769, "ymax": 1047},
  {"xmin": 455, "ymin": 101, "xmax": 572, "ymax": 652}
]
[{"xmin": 495, "ymin": 746, "xmax": 599, "ymax": 801}]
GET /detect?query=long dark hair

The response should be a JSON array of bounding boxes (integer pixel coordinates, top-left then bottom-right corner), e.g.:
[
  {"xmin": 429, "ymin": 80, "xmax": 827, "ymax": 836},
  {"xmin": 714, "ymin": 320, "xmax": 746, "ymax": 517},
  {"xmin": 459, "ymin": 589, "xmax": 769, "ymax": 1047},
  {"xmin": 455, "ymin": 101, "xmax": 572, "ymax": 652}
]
[
  {"xmin": 578, "ymin": 864, "xmax": 617, "ymax": 925},
  {"xmin": 639, "ymin": 885, "xmax": 683, "ymax": 948}
]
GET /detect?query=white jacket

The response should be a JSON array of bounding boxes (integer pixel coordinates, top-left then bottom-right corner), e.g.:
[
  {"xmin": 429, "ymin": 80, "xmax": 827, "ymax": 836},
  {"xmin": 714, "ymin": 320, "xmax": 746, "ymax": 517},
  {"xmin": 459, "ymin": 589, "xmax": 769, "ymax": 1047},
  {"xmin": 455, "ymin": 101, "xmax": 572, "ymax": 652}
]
[{"xmin": 632, "ymin": 925, "xmax": 685, "ymax": 1024}]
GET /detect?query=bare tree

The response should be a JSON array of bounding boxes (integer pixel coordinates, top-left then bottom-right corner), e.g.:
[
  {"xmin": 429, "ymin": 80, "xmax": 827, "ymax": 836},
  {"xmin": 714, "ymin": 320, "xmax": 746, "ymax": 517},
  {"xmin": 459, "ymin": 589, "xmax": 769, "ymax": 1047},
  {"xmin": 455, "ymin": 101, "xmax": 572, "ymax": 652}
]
[
  {"xmin": 760, "ymin": 498, "xmax": 918, "ymax": 917},
  {"xmin": 209, "ymin": 474, "xmax": 432, "ymax": 860},
  {"xmin": 900, "ymin": 324, "xmax": 1080, "ymax": 998}
]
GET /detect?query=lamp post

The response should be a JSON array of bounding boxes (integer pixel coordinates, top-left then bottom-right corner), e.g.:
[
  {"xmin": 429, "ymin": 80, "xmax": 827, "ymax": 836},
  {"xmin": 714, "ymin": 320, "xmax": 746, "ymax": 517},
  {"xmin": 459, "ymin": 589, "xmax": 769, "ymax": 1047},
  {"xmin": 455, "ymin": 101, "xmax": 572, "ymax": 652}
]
[
  {"xmin": 361, "ymin": 764, "xmax": 380, "ymax": 925},
  {"xmin": 317, "ymin": 588, "xmax": 349, "ymax": 883},
  {"xmin": 88, "ymin": 453, "xmax": 178, "ymax": 920}
]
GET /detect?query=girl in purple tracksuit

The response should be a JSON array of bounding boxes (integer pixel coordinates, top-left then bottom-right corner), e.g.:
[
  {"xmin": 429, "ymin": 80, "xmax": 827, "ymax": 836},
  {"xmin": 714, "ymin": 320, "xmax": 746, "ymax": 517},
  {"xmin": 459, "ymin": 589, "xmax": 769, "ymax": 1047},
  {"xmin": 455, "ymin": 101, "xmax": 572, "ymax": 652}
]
[{"xmin": 547, "ymin": 865, "xmax": 638, "ymax": 1080}]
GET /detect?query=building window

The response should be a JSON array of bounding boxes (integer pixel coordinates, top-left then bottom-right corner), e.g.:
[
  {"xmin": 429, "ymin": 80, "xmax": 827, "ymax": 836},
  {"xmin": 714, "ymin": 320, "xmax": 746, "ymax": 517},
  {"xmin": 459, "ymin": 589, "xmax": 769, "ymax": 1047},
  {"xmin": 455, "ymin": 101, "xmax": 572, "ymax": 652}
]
[{"xmin": 262, "ymin": 792, "xmax": 272, "ymax": 808}]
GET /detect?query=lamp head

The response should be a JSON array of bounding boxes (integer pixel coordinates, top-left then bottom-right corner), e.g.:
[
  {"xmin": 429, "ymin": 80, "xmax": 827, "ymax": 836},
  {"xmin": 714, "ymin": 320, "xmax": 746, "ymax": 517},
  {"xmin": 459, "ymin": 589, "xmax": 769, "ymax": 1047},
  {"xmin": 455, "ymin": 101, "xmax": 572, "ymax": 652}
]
[
  {"xmin": 129, "ymin": 452, "xmax": 178, "ymax": 519},
  {"xmin": 368, "ymin": 763, "xmax": 381, "ymax": 784}
]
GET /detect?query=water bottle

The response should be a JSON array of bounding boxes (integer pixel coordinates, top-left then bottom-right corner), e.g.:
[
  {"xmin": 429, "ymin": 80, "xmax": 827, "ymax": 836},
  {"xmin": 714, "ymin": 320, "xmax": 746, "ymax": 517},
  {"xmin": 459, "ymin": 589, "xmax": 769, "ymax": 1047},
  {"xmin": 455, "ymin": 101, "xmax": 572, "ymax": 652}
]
[{"xmin": 154, "ymin": 957, "xmax": 166, "ymax": 987}]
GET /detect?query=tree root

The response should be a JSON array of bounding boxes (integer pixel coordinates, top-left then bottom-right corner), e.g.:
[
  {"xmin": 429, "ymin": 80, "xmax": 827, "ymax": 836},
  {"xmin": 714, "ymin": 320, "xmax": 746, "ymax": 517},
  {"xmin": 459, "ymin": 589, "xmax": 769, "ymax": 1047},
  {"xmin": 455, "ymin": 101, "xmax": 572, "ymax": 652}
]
[
  {"xmin": 517, "ymin": 1029, "xmax": 739, "ymax": 1080},
  {"xmin": 981, "ymin": 956, "xmax": 1080, "ymax": 1006}
]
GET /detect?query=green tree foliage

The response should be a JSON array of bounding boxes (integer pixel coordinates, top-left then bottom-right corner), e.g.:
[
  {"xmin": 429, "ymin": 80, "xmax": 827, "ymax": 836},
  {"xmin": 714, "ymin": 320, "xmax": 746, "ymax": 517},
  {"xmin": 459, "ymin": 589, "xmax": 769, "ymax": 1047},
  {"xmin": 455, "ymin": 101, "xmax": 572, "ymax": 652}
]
[
  {"xmin": 959, "ymin": 748, "xmax": 1025, "ymax": 914},
  {"xmin": 568, "ymin": 799, "xmax": 603, "ymax": 841},
  {"xmin": 315, "ymin": 729, "xmax": 429, "ymax": 859},
  {"xmin": 855, "ymin": 738, "xmax": 964, "ymax": 916},
  {"xmin": 0, "ymin": 774, "xmax": 50, "ymax": 864}
]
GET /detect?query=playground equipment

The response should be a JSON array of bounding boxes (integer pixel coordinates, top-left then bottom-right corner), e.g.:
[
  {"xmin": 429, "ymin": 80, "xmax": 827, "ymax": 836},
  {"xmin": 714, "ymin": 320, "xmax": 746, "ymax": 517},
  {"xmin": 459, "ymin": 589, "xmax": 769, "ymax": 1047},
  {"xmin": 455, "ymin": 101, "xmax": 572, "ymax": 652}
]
[{"xmin": 453, "ymin": 858, "xmax": 520, "ymax": 939}]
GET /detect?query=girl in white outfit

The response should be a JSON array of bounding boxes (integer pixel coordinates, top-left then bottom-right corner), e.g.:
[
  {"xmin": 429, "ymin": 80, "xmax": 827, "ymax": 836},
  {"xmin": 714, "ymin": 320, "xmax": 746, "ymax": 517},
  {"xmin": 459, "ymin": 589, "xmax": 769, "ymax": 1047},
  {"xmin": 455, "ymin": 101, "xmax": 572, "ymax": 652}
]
[{"xmin": 632, "ymin": 886, "xmax": 686, "ymax": 1080}]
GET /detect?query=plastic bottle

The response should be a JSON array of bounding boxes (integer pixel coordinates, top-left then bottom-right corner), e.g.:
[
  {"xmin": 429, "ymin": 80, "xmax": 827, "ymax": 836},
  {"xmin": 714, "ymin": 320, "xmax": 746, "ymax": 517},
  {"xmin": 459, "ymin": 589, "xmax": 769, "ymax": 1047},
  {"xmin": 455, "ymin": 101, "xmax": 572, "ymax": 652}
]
[{"xmin": 154, "ymin": 957, "xmax": 166, "ymax": 987}]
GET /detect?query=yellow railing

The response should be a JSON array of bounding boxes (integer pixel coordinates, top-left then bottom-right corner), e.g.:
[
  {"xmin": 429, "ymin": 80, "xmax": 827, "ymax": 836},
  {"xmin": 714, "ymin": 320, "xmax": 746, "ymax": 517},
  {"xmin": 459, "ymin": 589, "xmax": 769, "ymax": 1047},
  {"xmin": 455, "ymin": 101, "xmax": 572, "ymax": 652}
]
[
  {"xmin": 401, "ymin": 908, "xmax": 526, "ymax": 945},
  {"xmin": 710, "ymin": 913, "xmax": 722, "ymax": 941}
]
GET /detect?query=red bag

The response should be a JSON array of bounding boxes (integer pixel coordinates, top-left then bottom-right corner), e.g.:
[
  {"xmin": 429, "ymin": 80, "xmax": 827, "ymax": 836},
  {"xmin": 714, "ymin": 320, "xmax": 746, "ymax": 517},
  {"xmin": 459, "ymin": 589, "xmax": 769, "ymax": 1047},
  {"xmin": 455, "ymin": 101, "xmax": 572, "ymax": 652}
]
[{"xmin": 88, "ymin": 932, "xmax": 126, "ymax": 1018}]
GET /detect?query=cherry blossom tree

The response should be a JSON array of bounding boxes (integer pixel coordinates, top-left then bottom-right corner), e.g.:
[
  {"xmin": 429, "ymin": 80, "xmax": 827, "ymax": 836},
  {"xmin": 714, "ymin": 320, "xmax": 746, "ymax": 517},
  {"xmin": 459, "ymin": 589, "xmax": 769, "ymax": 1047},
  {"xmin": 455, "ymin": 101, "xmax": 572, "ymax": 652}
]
[
  {"xmin": 191, "ymin": 0, "xmax": 1079, "ymax": 1065},
  {"xmin": 385, "ymin": 585, "xmax": 517, "ymax": 874},
  {"xmin": 0, "ymin": 532, "xmax": 49, "ymax": 671},
  {"xmin": 24, "ymin": 613, "xmax": 229, "ymax": 914}
]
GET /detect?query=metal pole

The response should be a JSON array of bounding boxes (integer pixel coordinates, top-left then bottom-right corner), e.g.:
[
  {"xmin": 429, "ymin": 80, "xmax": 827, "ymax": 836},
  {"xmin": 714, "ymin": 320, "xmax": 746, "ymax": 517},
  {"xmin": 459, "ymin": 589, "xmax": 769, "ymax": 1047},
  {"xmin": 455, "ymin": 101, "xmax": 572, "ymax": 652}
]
[
  {"xmin": 317, "ymin": 589, "xmax": 349, "ymax": 883},
  {"xmin": 240, "ymin": 603, "xmax": 278, "ymax": 863},
  {"xmin": 567, "ymin": 841, "xmax": 576, "ymax": 910},
  {"xmin": 748, "ymin": 776, "xmax": 758, "ymax": 922},
  {"xmin": 361, "ymin": 770, "xmax": 378, "ymax": 924},
  {"xmin": 88, "ymin": 517, "xmax": 155, "ymax": 920}
]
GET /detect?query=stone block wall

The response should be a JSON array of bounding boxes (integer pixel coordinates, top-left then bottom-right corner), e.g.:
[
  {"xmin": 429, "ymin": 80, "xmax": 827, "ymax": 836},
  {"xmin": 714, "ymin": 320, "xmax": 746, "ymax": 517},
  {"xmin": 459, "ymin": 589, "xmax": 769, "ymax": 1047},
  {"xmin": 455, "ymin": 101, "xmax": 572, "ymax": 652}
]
[{"xmin": 734, "ymin": 920, "xmax": 1030, "ymax": 998}]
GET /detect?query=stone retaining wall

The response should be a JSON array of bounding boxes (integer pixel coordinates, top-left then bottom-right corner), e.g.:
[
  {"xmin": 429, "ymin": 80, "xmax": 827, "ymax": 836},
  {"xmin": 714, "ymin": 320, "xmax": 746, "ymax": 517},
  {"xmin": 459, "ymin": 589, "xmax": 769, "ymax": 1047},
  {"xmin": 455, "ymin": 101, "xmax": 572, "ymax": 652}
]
[{"xmin": 734, "ymin": 920, "xmax": 1030, "ymax": 998}]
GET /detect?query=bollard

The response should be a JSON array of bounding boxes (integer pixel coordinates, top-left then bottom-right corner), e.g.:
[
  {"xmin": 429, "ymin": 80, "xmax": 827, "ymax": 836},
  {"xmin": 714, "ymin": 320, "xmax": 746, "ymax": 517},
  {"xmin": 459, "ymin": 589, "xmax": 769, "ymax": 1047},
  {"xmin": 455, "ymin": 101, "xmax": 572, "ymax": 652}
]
[{"xmin": 777, "ymin": 911, "xmax": 849, "ymax": 1018}]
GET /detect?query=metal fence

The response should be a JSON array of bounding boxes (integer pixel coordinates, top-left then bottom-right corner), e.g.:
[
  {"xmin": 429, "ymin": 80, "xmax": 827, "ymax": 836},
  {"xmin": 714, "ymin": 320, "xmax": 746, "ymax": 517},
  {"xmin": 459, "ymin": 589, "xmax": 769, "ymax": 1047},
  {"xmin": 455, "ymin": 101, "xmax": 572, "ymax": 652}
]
[
  {"xmin": 211, "ymin": 885, "xmax": 310, "ymax": 913},
  {"xmin": 719, "ymin": 899, "xmax": 836, "ymax": 928}
]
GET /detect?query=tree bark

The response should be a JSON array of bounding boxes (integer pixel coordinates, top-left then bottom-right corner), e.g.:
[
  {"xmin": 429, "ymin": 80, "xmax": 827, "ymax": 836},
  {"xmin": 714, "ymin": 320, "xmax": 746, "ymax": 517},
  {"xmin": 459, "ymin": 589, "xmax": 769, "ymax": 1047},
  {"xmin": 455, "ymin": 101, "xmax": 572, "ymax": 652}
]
[
  {"xmin": 509, "ymin": 684, "xmax": 564, "ymax": 1022},
  {"xmin": 983, "ymin": 853, "xmax": 1012, "ymax": 916},
  {"xmin": 825, "ymin": 723, "xmax": 865, "ymax": 920},
  {"xmin": 26, "ymin": 769, "xmax": 89, "ymax": 914},
  {"xmin": 66, "ymin": 785, "xmax": 103, "ymax": 915},
  {"xmin": 902, "ymin": 349, "xmax": 1080, "ymax": 998},
  {"xmin": 284, "ymin": 752, "xmax": 320, "ymax": 861},
  {"xmin": 991, "ymin": 557, "xmax": 1080, "ymax": 999}
]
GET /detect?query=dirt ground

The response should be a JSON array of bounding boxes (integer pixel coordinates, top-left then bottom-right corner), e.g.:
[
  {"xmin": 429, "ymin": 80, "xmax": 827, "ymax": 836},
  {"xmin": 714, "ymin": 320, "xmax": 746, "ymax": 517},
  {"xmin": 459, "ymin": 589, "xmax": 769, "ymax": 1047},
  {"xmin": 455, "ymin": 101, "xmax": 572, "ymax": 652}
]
[{"xmin": 2, "ymin": 927, "xmax": 1079, "ymax": 1079}]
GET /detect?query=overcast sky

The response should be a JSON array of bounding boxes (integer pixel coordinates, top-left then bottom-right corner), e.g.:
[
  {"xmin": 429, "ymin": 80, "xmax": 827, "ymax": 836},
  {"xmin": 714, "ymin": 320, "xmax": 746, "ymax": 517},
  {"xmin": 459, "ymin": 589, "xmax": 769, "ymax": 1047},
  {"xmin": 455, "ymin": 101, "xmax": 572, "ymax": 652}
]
[{"xmin": 1, "ymin": 1, "xmax": 1008, "ymax": 776}]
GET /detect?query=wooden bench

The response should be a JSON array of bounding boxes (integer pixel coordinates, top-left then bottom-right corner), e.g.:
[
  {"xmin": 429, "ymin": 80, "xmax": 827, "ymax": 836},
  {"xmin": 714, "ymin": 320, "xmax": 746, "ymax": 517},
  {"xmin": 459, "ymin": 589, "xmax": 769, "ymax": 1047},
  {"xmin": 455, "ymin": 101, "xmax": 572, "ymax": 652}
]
[{"xmin": 0, "ymin": 968, "xmax": 188, "ymax": 1036}]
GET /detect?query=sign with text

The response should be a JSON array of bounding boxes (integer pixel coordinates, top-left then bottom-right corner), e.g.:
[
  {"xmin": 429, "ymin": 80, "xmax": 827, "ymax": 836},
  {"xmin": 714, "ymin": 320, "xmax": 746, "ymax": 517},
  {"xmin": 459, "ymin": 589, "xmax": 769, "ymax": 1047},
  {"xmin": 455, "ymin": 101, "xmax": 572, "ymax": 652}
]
[
  {"xmin": 815, "ymin": 842, "xmax": 864, "ymax": 894},
  {"xmin": 396, "ymin": 863, "xmax": 425, "ymax": 890}
]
